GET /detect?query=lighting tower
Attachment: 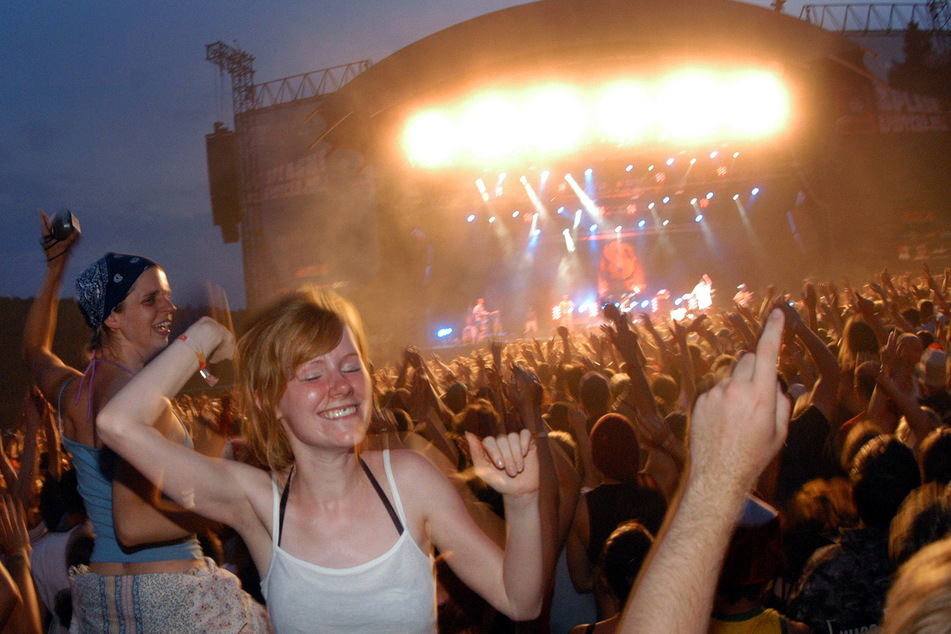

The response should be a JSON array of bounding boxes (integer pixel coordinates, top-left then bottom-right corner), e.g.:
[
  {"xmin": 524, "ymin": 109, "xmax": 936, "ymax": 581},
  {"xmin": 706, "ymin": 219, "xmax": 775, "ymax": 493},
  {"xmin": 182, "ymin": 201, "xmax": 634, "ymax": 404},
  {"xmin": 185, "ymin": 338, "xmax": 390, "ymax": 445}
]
[{"xmin": 205, "ymin": 41, "xmax": 270, "ymax": 307}]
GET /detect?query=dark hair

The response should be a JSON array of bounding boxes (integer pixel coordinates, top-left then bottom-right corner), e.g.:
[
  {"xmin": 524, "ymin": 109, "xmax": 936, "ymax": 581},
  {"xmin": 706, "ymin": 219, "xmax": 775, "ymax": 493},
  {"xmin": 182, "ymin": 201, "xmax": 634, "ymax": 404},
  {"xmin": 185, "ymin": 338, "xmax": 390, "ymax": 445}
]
[
  {"xmin": 454, "ymin": 399, "xmax": 500, "ymax": 438},
  {"xmin": 920, "ymin": 427, "xmax": 951, "ymax": 485},
  {"xmin": 599, "ymin": 521, "xmax": 653, "ymax": 602},
  {"xmin": 578, "ymin": 371, "xmax": 611, "ymax": 414},
  {"xmin": 889, "ymin": 482, "xmax": 951, "ymax": 568},
  {"xmin": 851, "ymin": 435, "xmax": 920, "ymax": 528}
]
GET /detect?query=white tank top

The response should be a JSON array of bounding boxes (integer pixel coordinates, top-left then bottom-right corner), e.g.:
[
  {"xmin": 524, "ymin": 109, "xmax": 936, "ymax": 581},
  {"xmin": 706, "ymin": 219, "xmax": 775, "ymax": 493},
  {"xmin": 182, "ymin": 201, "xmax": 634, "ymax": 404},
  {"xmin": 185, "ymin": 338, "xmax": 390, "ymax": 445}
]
[{"xmin": 261, "ymin": 450, "xmax": 436, "ymax": 633}]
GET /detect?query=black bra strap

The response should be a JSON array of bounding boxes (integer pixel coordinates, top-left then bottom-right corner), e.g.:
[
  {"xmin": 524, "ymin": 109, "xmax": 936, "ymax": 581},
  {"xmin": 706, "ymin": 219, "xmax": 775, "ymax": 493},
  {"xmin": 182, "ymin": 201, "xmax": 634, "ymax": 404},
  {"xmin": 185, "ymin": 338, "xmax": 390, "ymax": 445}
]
[
  {"xmin": 277, "ymin": 458, "xmax": 403, "ymax": 547},
  {"xmin": 359, "ymin": 457, "xmax": 404, "ymax": 536},
  {"xmin": 278, "ymin": 466, "xmax": 294, "ymax": 547}
]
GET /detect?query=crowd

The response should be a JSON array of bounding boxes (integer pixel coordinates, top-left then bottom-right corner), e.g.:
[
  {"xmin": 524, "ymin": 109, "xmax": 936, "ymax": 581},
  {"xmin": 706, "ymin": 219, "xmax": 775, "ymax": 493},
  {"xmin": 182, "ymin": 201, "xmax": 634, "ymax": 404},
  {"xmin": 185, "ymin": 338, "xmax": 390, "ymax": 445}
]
[{"xmin": 1, "ymin": 212, "xmax": 950, "ymax": 633}]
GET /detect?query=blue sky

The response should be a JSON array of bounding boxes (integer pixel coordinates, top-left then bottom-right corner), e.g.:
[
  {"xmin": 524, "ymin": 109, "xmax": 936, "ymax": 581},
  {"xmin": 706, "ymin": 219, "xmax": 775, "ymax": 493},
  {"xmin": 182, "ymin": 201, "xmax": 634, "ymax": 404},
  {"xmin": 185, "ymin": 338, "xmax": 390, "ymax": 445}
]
[{"xmin": 0, "ymin": 0, "xmax": 802, "ymax": 308}]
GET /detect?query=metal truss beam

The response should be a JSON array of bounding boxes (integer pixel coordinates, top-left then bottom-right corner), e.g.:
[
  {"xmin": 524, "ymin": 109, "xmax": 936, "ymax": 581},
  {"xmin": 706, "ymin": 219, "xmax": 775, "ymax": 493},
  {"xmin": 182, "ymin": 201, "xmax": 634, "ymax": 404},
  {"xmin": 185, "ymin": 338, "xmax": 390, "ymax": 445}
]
[
  {"xmin": 799, "ymin": 2, "xmax": 950, "ymax": 35},
  {"xmin": 254, "ymin": 61, "xmax": 372, "ymax": 109}
]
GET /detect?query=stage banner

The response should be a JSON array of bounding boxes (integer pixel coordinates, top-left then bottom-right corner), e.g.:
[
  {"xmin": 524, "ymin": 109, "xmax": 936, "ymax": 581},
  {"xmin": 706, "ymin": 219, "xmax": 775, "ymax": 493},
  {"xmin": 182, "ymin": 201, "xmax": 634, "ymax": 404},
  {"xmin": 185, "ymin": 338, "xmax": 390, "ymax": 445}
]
[{"xmin": 243, "ymin": 100, "xmax": 379, "ymax": 300}]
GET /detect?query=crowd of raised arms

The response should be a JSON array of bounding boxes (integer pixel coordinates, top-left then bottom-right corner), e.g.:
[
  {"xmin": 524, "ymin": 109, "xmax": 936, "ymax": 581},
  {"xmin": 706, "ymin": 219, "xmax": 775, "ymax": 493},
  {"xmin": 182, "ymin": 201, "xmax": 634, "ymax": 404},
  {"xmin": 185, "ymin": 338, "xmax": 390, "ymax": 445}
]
[{"xmin": 2, "ymin": 214, "xmax": 951, "ymax": 633}]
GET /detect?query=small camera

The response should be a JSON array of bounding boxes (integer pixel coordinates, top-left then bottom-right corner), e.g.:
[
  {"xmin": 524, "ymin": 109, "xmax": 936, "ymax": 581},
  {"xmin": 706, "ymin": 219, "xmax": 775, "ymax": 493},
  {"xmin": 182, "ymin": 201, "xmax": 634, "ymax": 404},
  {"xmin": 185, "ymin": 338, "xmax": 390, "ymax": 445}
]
[{"xmin": 51, "ymin": 209, "xmax": 81, "ymax": 241}]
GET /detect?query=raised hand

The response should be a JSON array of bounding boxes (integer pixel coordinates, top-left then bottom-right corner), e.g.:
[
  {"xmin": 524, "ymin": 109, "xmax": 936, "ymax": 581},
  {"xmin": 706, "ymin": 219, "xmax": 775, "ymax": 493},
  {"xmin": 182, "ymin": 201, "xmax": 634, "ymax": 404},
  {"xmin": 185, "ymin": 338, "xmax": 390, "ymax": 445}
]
[
  {"xmin": 466, "ymin": 429, "xmax": 539, "ymax": 497},
  {"xmin": 687, "ymin": 309, "xmax": 791, "ymax": 493}
]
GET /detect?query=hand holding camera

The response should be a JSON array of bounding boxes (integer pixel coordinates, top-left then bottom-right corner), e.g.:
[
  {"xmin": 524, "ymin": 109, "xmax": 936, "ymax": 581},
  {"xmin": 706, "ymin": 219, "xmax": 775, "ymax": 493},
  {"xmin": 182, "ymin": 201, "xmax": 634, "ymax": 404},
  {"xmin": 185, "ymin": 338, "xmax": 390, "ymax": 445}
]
[{"xmin": 39, "ymin": 208, "xmax": 81, "ymax": 263}]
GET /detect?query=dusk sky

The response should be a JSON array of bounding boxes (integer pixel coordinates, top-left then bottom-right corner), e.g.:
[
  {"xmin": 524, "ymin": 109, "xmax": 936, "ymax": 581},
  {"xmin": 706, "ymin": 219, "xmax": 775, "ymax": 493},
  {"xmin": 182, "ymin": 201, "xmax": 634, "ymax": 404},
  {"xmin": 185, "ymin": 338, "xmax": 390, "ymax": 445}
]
[{"xmin": 2, "ymin": 0, "xmax": 802, "ymax": 308}]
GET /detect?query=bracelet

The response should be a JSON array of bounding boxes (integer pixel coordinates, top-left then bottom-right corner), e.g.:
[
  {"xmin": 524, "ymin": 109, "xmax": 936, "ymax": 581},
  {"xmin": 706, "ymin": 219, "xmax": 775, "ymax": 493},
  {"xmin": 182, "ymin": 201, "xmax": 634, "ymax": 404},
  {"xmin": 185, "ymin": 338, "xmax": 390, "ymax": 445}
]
[{"xmin": 177, "ymin": 335, "xmax": 219, "ymax": 387}]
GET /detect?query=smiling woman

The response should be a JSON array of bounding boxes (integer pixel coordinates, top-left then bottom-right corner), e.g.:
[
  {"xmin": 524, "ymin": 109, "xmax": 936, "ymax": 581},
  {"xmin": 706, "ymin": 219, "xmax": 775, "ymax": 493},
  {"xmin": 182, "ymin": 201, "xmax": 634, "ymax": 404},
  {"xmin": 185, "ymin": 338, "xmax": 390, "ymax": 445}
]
[
  {"xmin": 96, "ymin": 287, "xmax": 546, "ymax": 633},
  {"xmin": 22, "ymin": 212, "xmax": 269, "ymax": 633}
]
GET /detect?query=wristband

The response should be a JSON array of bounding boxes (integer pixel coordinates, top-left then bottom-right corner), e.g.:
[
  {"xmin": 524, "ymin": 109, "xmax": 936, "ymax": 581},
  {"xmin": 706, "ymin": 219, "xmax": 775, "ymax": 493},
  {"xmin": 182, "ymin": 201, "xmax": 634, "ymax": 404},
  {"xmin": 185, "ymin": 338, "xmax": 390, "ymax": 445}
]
[{"xmin": 177, "ymin": 335, "xmax": 219, "ymax": 387}]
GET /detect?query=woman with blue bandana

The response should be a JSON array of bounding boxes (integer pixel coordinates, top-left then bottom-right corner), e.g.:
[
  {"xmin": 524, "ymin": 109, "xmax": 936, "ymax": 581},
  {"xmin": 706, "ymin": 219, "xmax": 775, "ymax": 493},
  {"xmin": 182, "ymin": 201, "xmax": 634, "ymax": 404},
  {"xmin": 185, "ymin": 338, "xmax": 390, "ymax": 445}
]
[{"xmin": 23, "ymin": 212, "xmax": 269, "ymax": 633}]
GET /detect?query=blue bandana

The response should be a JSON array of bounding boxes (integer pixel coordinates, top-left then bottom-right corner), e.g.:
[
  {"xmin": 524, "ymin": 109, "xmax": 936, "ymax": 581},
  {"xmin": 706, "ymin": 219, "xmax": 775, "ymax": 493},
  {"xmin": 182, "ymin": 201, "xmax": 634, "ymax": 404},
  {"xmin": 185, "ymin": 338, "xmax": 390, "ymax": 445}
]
[{"xmin": 75, "ymin": 253, "xmax": 158, "ymax": 331}]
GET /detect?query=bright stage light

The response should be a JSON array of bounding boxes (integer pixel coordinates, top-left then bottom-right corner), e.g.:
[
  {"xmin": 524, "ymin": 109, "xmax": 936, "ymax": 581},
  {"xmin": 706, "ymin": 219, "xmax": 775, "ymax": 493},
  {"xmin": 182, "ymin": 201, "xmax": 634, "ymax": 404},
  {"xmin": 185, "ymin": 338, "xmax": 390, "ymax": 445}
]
[
  {"xmin": 710, "ymin": 151, "xmax": 718, "ymax": 159},
  {"xmin": 638, "ymin": 219, "xmax": 646, "ymax": 228},
  {"xmin": 436, "ymin": 327, "xmax": 454, "ymax": 338},
  {"xmin": 695, "ymin": 214, "xmax": 703, "ymax": 222},
  {"xmin": 640, "ymin": 300, "xmax": 650, "ymax": 309},
  {"xmin": 590, "ymin": 223, "xmax": 598, "ymax": 231},
  {"xmin": 563, "ymin": 229, "xmax": 576, "ymax": 253},
  {"xmin": 725, "ymin": 71, "xmax": 791, "ymax": 137},
  {"xmin": 522, "ymin": 85, "xmax": 586, "ymax": 154},
  {"xmin": 666, "ymin": 157, "xmax": 675, "ymax": 166},
  {"xmin": 662, "ymin": 196, "xmax": 670, "ymax": 204},
  {"xmin": 648, "ymin": 202, "xmax": 655, "ymax": 210},
  {"xmin": 512, "ymin": 210, "xmax": 520, "ymax": 218},
  {"xmin": 706, "ymin": 192, "xmax": 714, "ymax": 199},
  {"xmin": 732, "ymin": 193, "xmax": 740, "ymax": 200},
  {"xmin": 690, "ymin": 158, "xmax": 697, "ymax": 165},
  {"xmin": 751, "ymin": 187, "xmax": 760, "ymax": 195},
  {"xmin": 489, "ymin": 216, "xmax": 496, "ymax": 223},
  {"xmin": 403, "ymin": 111, "xmax": 456, "ymax": 165},
  {"xmin": 460, "ymin": 96, "xmax": 522, "ymax": 161},
  {"xmin": 657, "ymin": 71, "xmax": 720, "ymax": 141},
  {"xmin": 690, "ymin": 197, "xmax": 698, "ymax": 205},
  {"xmin": 594, "ymin": 82, "xmax": 651, "ymax": 143},
  {"xmin": 625, "ymin": 164, "xmax": 634, "ymax": 172},
  {"xmin": 615, "ymin": 226, "xmax": 622, "ymax": 233},
  {"xmin": 662, "ymin": 219, "xmax": 669, "ymax": 226},
  {"xmin": 467, "ymin": 214, "xmax": 476, "ymax": 223}
]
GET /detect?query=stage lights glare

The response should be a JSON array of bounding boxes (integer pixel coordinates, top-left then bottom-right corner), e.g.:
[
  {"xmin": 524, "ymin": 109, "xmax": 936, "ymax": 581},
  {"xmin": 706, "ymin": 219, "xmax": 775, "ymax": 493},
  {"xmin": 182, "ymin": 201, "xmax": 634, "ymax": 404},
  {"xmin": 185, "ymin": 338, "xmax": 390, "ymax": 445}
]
[
  {"xmin": 585, "ymin": 168, "xmax": 593, "ymax": 177},
  {"xmin": 710, "ymin": 151, "xmax": 718, "ymax": 159},
  {"xmin": 594, "ymin": 82, "xmax": 652, "ymax": 143},
  {"xmin": 590, "ymin": 224, "xmax": 598, "ymax": 232},
  {"xmin": 662, "ymin": 196, "xmax": 670, "ymax": 204},
  {"xmin": 751, "ymin": 187, "xmax": 760, "ymax": 195},
  {"xmin": 690, "ymin": 158, "xmax": 697, "ymax": 165},
  {"xmin": 489, "ymin": 216, "xmax": 496, "ymax": 223},
  {"xmin": 648, "ymin": 202, "xmax": 656, "ymax": 210},
  {"xmin": 403, "ymin": 70, "xmax": 791, "ymax": 167},
  {"xmin": 695, "ymin": 214, "xmax": 703, "ymax": 222},
  {"xmin": 640, "ymin": 300, "xmax": 650, "ymax": 309},
  {"xmin": 512, "ymin": 210, "xmax": 520, "ymax": 217},
  {"xmin": 625, "ymin": 164, "xmax": 634, "ymax": 172},
  {"xmin": 666, "ymin": 157, "xmax": 675, "ymax": 166},
  {"xmin": 638, "ymin": 219, "xmax": 646, "ymax": 229},
  {"xmin": 541, "ymin": 170, "xmax": 550, "ymax": 181},
  {"xmin": 663, "ymin": 219, "xmax": 670, "ymax": 226},
  {"xmin": 467, "ymin": 214, "xmax": 476, "ymax": 223},
  {"xmin": 690, "ymin": 197, "xmax": 698, "ymax": 205},
  {"xmin": 733, "ymin": 151, "xmax": 740, "ymax": 158},
  {"xmin": 436, "ymin": 327, "xmax": 453, "ymax": 338},
  {"xmin": 732, "ymin": 194, "xmax": 740, "ymax": 201},
  {"xmin": 706, "ymin": 192, "xmax": 714, "ymax": 199},
  {"xmin": 615, "ymin": 226, "xmax": 622, "ymax": 233}
]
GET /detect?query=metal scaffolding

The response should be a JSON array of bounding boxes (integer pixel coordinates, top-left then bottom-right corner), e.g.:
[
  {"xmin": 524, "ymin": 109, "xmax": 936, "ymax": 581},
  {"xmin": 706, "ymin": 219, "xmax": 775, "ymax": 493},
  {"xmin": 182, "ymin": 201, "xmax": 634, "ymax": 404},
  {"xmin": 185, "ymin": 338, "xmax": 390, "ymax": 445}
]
[{"xmin": 799, "ymin": 1, "xmax": 950, "ymax": 35}]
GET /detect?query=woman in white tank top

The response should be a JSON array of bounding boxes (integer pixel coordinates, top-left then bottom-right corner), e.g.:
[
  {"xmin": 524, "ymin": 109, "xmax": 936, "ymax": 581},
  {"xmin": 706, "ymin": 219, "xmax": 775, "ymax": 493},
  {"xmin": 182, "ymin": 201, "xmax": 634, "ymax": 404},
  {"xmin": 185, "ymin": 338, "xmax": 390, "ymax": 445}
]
[{"xmin": 96, "ymin": 288, "xmax": 545, "ymax": 632}]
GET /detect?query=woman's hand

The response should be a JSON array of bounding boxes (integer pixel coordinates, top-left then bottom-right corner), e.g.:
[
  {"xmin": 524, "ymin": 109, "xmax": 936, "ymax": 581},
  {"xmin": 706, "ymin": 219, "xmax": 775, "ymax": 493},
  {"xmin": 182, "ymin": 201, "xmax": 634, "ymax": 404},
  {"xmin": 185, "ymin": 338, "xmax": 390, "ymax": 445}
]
[
  {"xmin": 466, "ymin": 430, "xmax": 539, "ymax": 498},
  {"xmin": 185, "ymin": 316, "xmax": 235, "ymax": 365}
]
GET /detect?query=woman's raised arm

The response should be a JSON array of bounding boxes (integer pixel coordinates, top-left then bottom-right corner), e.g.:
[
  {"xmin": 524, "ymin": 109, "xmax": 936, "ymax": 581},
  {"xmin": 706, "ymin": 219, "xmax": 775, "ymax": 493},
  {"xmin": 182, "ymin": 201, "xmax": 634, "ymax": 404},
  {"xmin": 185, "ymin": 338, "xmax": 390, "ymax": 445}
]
[{"xmin": 96, "ymin": 317, "xmax": 265, "ymax": 533}]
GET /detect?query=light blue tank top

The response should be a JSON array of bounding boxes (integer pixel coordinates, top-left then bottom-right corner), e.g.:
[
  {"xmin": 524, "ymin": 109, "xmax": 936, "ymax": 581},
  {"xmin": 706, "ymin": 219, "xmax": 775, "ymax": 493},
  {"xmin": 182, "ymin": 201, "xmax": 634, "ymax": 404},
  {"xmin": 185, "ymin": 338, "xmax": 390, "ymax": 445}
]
[{"xmin": 59, "ymin": 375, "xmax": 200, "ymax": 564}]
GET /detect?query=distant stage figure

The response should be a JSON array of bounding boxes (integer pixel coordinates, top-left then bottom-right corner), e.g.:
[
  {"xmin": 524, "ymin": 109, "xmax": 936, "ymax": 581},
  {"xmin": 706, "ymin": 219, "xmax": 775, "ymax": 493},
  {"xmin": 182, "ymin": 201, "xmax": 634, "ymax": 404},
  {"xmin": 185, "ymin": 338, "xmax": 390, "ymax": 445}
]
[
  {"xmin": 598, "ymin": 240, "xmax": 645, "ymax": 300},
  {"xmin": 470, "ymin": 298, "xmax": 498, "ymax": 341},
  {"xmin": 692, "ymin": 274, "xmax": 714, "ymax": 311}
]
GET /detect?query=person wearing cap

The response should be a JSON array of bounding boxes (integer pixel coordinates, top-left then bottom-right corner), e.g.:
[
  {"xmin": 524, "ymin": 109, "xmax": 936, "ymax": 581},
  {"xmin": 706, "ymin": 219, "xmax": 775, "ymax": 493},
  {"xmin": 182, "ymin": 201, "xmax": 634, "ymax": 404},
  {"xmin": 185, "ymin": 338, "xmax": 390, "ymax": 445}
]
[{"xmin": 22, "ymin": 212, "xmax": 268, "ymax": 632}]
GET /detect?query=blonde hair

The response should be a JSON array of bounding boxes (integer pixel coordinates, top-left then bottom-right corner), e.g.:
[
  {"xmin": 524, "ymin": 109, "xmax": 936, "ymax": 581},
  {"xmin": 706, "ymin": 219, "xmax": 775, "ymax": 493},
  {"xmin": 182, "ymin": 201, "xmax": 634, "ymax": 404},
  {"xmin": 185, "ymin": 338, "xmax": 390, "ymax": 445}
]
[{"xmin": 235, "ymin": 289, "xmax": 368, "ymax": 472}]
